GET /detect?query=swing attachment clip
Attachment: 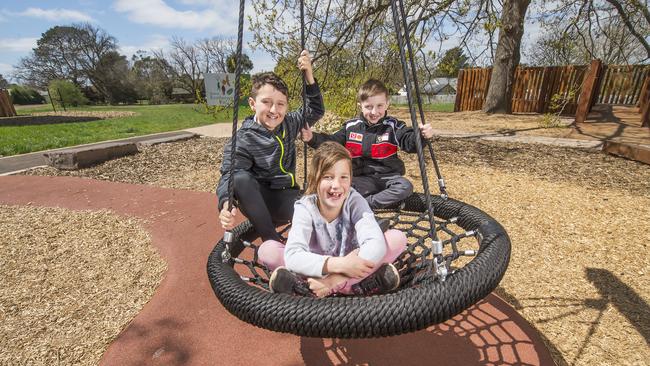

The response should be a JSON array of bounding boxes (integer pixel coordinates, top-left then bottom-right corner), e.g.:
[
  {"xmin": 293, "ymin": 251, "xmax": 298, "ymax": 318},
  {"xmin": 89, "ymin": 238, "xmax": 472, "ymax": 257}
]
[{"xmin": 222, "ymin": 231, "xmax": 234, "ymax": 262}]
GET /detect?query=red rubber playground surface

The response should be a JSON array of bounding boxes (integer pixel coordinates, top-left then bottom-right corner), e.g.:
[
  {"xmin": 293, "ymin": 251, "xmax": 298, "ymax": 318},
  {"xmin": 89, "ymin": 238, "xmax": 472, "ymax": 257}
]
[{"xmin": 0, "ymin": 175, "xmax": 555, "ymax": 365}]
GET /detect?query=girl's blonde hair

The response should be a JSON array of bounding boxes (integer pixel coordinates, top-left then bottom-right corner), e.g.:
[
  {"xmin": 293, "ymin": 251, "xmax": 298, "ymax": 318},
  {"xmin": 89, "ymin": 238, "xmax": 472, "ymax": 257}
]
[{"xmin": 304, "ymin": 142, "xmax": 352, "ymax": 196}]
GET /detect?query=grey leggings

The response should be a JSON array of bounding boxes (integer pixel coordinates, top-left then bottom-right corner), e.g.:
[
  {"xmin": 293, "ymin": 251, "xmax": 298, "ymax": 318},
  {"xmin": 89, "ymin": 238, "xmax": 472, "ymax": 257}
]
[{"xmin": 352, "ymin": 175, "xmax": 413, "ymax": 209}]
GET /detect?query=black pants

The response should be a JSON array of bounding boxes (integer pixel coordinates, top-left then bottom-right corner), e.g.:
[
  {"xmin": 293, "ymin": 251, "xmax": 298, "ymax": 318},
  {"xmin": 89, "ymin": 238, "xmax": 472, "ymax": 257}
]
[
  {"xmin": 353, "ymin": 175, "xmax": 413, "ymax": 209},
  {"xmin": 232, "ymin": 171, "xmax": 300, "ymax": 242}
]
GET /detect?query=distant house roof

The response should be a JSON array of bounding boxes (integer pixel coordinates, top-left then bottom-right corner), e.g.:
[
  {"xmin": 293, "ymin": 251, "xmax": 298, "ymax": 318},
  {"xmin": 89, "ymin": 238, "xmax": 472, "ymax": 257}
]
[
  {"xmin": 397, "ymin": 77, "xmax": 457, "ymax": 96},
  {"xmin": 422, "ymin": 78, "xmax": 457, "ymax": 95}
]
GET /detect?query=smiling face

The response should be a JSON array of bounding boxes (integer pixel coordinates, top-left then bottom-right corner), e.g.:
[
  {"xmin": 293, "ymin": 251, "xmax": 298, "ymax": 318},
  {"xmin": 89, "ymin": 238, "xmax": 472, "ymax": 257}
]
[
  {"xmin": 316, "ymin": 159, "xmax": 352, "ymax": 219},
  {"xmin": 248, "ymin": 84, "xmax": 288, "ymax": 131},
  {"xmin": 359, "ymin": 93, "xmax": 389, "ymax": 125}
]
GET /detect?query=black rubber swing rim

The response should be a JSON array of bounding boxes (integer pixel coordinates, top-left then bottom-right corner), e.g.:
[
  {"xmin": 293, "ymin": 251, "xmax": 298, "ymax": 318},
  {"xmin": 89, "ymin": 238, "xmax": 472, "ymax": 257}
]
[{"xmin": 207, "ymin": 193, "xmax": 511, "ymax": 338}]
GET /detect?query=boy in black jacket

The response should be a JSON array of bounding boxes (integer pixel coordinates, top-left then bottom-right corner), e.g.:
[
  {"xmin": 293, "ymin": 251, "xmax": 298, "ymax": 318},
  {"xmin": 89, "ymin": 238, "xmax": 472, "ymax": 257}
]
[
  {"xmin": 217, "ymin": 50, "xmax": 324, "ymax": 242},
  {"xmin": 302, "ymin": 79, "xmax": 433, "ymax": 209}
]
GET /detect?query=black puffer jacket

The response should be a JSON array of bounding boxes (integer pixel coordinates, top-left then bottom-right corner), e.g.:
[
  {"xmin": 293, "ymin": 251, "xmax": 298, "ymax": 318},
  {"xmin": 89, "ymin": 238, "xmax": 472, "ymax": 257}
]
[
  {"xmin": 308, "ymin": 115, "xmax": 419, "ymax": 176},
  {"xmin": 216, "ymin": 82, "xmax": 325, "ymax": 209}
]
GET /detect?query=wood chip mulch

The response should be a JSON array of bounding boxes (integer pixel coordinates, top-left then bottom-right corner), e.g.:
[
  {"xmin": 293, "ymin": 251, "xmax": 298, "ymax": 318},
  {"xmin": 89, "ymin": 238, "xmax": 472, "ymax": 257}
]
[
  {"xmin": 0, "ymin": 205, "xmax": 166, "ymax": 365},
  {"xmin": 13, "ymin": 134, "xmax": 650, "ymax": 366}
]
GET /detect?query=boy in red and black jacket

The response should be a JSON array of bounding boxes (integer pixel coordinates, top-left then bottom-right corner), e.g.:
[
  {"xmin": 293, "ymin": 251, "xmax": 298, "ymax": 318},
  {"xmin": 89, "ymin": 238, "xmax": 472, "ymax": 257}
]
[{"xmin": 303, "ymin": 79, "xmax": 433, "ymax": 209}]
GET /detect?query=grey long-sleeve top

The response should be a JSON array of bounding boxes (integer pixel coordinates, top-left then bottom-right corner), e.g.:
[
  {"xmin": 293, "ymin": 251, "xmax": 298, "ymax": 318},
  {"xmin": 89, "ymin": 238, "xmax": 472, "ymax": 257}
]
[{"xmin": 284, "ymin": 189, "xmax": 387, "ymax": 278}]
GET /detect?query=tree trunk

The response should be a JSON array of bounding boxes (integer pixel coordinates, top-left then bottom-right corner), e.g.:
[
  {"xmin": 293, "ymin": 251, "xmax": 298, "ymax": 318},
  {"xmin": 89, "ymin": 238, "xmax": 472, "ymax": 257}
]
[{"xmin": 482, "ymin": 0, "xmax": 531, "ymax": 114}]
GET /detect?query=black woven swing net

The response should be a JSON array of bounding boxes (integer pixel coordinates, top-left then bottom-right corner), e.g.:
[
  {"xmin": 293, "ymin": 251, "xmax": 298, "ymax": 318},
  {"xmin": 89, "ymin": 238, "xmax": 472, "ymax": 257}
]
[{"xmin": 207, "ymin": 192, "xmax": 511, "ymax": 338}]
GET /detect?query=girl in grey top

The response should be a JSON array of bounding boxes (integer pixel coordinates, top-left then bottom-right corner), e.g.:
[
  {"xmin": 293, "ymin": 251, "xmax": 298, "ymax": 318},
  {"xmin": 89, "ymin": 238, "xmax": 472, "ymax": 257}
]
[{"xmin": 258, "ymin": 142, "xmax": 407, "ymax": 297}]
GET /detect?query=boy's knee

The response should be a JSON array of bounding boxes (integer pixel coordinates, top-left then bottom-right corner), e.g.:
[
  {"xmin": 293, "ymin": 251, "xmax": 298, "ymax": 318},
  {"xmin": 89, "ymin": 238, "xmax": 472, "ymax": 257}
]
[{"xmin": 392, "ymin": 178, "xmax": 413, "ymax": 199}]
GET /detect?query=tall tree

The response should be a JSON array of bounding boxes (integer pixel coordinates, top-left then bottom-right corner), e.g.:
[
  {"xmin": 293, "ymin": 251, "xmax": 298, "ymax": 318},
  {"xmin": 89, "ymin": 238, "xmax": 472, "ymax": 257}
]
[
  {"xmin": 92, "ymin": 51, "xmax": 138, "ymax": 104},
  {"xmin": 14, "ymin": 23, "xmax": 120, "ymax": 102},
  {"xmin": 482, "ymin": 0, "xmax": 531, "ymax": 114},
  {"xmin": 435, "ymin": 47, "xmax": 470, "ymax": 77},
  {"xmin": 130, "ymin": 51, "xmax": 174, "ymax": 103}
]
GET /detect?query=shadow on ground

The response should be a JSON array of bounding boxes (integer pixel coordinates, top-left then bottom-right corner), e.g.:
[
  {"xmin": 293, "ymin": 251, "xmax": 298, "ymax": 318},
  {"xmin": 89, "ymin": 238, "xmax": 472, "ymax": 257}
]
[
  {"xmin": 496, "ymin": 267, "xmax": 649, "ymax": 366},
  {"xmin": 300, "ymin": 294, "xmax": 556, "ymax": 365}
]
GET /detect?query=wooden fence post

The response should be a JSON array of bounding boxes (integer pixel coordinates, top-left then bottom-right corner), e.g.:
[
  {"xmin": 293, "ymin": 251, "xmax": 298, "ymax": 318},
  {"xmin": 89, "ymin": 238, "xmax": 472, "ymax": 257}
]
[
  {"xmin": 575, "ymin": 59, "xmax": 602, "ymax": 124},
  {"xmin": 0, "ymin": 90, "xmax": 17, "ymax": 117},
  {"xmin": 454, "ymin": 69, "xmax": 464, "ymax": 112},
  {"xmin": 640, "ymin": 75, "xmax": 650, "ymax": 128},
  {"xmin": 638, "ymin": 75, "xmax": 649, "ymax": 113}
]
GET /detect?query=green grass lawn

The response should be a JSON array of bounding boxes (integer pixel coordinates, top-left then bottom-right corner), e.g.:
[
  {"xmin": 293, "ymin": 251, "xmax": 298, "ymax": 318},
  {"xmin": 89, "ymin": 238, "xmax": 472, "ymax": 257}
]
[
  {"xmin": 391, "ymin": 102, "xmax": 455, "ymax": 112},
  {"xmin": 1, "ymin": 103, "xmax": 249, "ymax": 156}
]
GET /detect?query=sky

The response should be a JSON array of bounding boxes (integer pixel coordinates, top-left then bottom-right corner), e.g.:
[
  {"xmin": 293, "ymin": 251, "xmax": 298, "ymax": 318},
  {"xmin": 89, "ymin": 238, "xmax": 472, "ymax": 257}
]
[
  {"xmin": 0, "ymin": 0, "xmax": 279, "ymax": 82},
  {"xmin": 0, "ymin": 0, "xmax": 546, "ymax": 83}
]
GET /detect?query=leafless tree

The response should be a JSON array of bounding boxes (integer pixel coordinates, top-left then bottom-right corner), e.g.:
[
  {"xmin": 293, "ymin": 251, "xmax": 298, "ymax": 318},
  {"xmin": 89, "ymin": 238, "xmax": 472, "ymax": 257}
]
[
  {"xmin": 197, "ymin": 37, "xmax": 236, "ymax": 74},
  {"xmin": 535, "ymin": 0, "xmax": 650, "ymax": 64},
  {"xmin": 155, "ymin": 36, "xmax": 239, "ymax": 98}
]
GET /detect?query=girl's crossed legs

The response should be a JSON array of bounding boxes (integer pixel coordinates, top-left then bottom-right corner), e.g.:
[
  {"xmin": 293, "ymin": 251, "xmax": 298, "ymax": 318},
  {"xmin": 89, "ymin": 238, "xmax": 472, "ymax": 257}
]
[{"xmin": 258, "ymin": 229, "xmax": 407, "ymax": 295}]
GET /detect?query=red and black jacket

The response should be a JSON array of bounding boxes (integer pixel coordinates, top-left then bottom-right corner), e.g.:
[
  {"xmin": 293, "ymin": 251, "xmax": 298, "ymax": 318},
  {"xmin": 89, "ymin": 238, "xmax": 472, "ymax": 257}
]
[{"xmin": 308, "ymin": 115, "xmax": 419, "ymax": 177}]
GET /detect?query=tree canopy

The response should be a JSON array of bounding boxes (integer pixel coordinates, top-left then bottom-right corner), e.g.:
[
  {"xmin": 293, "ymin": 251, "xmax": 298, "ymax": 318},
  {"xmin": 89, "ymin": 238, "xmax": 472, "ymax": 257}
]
[
  {"xmin": 435, "ymin": 47, "xmax": 470, "ymax": 77},
  {"xmin": 528, "ymin": 0, "xmax": 650, "ymax": 65},
  {"xmin": 14, "ymin": 23, "xmax": 126, "ymax": 103},
  {"xmin": 226, "ymin": 53, "xmax": 253, "ymax": 74}
]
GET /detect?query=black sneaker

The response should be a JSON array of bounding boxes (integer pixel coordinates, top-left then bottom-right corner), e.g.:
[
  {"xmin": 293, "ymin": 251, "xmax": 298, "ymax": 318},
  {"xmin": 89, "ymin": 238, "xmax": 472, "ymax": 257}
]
[
  {"xmin": 269, "ymin": 267, "xmax": 313, "ymax": 297},
  {"xmin": 351, "ymin": 263, "xmax": 400, "ymax": 295}
]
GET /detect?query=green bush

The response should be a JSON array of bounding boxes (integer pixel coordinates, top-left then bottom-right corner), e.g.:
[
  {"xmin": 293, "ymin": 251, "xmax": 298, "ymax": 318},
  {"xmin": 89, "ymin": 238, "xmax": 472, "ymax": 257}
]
[
  {"xmin": 48, "ymin": 80, "xmax": 89, "ymax": 107},
  {"xmin": 8, "ymin": 85, "xmax": 45, "ymax": 105}
]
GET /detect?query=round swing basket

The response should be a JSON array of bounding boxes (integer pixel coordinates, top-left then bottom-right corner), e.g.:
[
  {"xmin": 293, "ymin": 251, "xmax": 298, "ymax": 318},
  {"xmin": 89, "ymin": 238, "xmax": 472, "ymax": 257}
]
[{"xmin": 207, "ymin": 193, "xmax": 511, "ymax": 338}]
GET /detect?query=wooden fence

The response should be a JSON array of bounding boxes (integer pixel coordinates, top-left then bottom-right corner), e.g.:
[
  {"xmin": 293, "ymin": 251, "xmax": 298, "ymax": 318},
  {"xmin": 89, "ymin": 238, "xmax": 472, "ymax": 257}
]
[
  {"xmin": 454, "ymin": 62, "xmax": 649, "ymax": 116},
  {"xmin": 595, "ymin": 65, "xmax": 649, "ymax": 105},
  {"xmin": 454, "ymin": 68, "xmax": 491, "ymax": 112},
  {"xmin": 0, "ymin": 89, "xmax": 17, "ymax": 117}
]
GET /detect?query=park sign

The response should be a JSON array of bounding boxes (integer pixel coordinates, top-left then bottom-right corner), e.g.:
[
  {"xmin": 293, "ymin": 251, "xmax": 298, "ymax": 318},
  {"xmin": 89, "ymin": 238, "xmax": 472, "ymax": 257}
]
[{"xmin": 204, "ymin": 73, "xmax": 235, "ymax": 106}]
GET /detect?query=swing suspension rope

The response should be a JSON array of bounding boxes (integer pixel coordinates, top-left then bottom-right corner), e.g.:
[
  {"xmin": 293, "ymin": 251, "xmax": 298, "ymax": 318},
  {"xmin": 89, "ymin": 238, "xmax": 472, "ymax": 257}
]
[
  {"xmin": 393, "ymin": 0, "xmax": 448, "ymax": 200},
  {"xmin": 300, "ymin": 0, "xmax": 309, "ymax": 189},
  {"xmin": 221, "ymin": 0, "xmax": 247, "ymax": 262},
  {"xmin": 391, "ymin": 0, "xmax": 454, "ymax": 279}
]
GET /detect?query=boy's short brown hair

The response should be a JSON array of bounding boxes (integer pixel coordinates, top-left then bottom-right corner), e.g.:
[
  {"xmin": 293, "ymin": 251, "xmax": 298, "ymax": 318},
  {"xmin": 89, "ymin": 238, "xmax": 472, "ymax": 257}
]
[
  {"xmin": 251, "ymin": 72, "xmax": 289, "ymax": 99},
  {"xmin": 357, "ymin": 79, "xmax": 389, "ymax": 102}
]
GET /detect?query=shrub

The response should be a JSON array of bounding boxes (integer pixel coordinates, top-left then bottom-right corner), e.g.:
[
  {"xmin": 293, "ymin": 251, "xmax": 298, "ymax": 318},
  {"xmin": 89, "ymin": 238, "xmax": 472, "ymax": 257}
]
[
  {"xmin": 8, "ymin": 85, "xmax": 45, "ymax": 105},
  {"xmin": 48, "ymin": 80, "xmax": 89, "ymax": 107}
]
